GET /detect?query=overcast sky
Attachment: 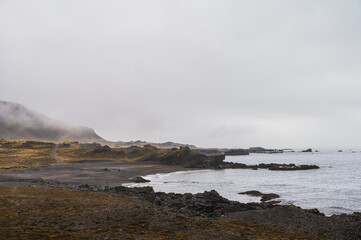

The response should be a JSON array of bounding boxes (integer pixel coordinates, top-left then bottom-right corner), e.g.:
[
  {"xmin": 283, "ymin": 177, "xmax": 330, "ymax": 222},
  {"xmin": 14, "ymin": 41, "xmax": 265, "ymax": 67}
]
[{"xmin": 1, "ymin": 0, "xmax": 361, "ymax": 149}]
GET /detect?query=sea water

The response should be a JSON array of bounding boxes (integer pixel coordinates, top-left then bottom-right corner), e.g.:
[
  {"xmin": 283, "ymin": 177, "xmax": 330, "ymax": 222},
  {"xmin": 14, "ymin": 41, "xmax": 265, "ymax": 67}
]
[{"xmin": 130, "ymin": 151, "xmax": 361, "ymax": 216}]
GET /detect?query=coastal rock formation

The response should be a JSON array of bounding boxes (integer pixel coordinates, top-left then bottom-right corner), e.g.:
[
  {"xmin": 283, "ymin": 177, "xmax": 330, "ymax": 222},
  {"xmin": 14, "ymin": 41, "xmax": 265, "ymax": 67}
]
[
  {"xmin": 220, "ymin": 162, "xmax": 319, "ymax": 171},
  {"xmin": 73, "ymin": 184, "xmax": 361, "ymax": 239},
  {"xmin": 302, "ymin": 148, "xmax": 312, "ymax": 152},
  {"xmin": 224, "ymin": 149, "xmax": 249, "ymax": 156},
  {"xmin": 248, "ymin": 147, "xmax": 284, "ymax": 154},
  {"xmin": 159, "ymin": 147, "xmax": 225, "ymax": 168},
  {"xmin": 104, "ymin": 186, "xmax": 275, "ymax": 218}
]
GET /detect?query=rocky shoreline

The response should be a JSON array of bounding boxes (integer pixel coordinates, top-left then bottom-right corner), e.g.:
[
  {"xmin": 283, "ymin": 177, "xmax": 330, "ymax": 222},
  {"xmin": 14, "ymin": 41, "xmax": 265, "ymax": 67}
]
[
  {"xmin": 0, "ymin": 162, "xmax": 360, "ymax": 239},
  {"xmin": 0, "ymin": 141, "xmax": 357, "ymax": 239},
  {"xmin": 220, "ymin": 162, "xmax": 320, "ymax": 170},
  {"xmin": 74, "ymin": 184, "xmax": 361, "ymax": 239},
  {"xmin": 158, "ymin": 146, "xmax": 320, "ymax": 171},
  {"xmin": 34, "ymin": 182, "xmax": 361, "ymax": 239}
]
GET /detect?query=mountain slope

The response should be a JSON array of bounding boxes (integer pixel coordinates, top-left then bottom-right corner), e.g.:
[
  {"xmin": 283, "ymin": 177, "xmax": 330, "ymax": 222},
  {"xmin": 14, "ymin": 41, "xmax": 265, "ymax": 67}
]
[{"xmin": 0, "ymin": 101, "xmax": 104, "ymax": 143}]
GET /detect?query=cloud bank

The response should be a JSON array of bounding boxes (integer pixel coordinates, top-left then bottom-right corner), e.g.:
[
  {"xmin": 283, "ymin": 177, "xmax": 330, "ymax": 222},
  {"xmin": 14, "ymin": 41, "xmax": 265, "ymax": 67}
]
[{"xmin": 1, "ymin": 0, "xmax": 361, "ymax": 148}]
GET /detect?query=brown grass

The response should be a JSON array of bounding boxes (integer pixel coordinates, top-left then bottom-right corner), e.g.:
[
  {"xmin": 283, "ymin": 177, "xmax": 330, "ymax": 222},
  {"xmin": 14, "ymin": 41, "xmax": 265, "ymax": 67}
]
[
  {"xmin": 56, "ymin": 142, "xmax": 166, "ymax": 162},
  {"xmin": 0, "ymin": 185, "xmax": 321, "ymax": 240},
  {"xmin": 0, "ymin": 140, "xmax": 55, "ymax": 170}
]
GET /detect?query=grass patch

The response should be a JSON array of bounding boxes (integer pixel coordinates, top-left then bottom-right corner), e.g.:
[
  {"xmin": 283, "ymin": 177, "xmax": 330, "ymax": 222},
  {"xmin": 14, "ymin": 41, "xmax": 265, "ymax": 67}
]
[
  {"xmin": 56, "ymin": 142, "xmax": 166, "ymax": 162},
  {"xmin": 0, "ymin": 140, "xmax": 55, "ymax": 170}
]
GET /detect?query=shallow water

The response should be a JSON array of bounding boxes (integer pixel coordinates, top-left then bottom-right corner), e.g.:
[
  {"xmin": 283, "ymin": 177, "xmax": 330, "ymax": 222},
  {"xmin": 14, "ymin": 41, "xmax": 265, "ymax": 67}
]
[{"xmin": 130, "ymin": 151, "xmax": 361, "ymax": 216}]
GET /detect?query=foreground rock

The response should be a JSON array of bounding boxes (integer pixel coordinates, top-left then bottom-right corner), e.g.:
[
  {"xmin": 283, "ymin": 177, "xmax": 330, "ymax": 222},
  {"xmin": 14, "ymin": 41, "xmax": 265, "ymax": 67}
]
[
  {"xmin": 105, "ymin": 186, "xmax": 276, "ymax": 218},
  {"xmin": 0, "ymin": 185, "xmax": 327, "ymax": 240},
  {"xmin": 224, "ymin": 206, "xmax": 361, "ymax": 240},
  {"xmin": 73, "ymin": 184, "xmax": 278, "ymax": 218},
  {"xmin": 1, "ymin": 178, "xmax": 360, "ymax": 239},
  {"xmin": 72, "ymin": 184, "xmax": 361, "ymax": 239}
]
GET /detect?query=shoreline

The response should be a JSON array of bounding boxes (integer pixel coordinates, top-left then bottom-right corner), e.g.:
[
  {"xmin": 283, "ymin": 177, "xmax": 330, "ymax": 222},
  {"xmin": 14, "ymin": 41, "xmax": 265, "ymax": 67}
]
[
  {"xmin": 0, "ymin": 159, "xmax": 197, "ymax": 187},
  {"xmin": 0, "ymin": 159, "xmax": 355, "ymax": 216},
  {"xmin": 1, "ymin": 160, "xmax": 361, "ymax": 239}
]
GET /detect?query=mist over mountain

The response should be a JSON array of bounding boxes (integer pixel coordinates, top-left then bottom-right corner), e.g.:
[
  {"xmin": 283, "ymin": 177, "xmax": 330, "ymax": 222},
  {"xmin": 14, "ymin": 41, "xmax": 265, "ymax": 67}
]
[{"xmin": 0, "ymin": 101, "xmax": 104, "ymax": 143}]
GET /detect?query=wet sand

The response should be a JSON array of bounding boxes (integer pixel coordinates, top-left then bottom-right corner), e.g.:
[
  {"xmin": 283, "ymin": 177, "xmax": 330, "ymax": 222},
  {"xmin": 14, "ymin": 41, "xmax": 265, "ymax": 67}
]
[{"xmin": 0, "ymin": 160, "xmax": 190, "ymax": 187}]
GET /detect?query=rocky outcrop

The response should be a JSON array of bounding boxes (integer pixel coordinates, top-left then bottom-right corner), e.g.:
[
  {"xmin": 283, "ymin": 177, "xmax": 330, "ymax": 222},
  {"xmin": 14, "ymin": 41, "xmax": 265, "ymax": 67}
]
[
  {"xmin": 140, "ymin": 146, "xmax": 318, "ymax": 171},
  {"xmin": 103, "ymin": 186, "xmax": 276, "ymax": 218},
  {"xmin": 302, "ymin": 148, "xmax": 312, "ymax": 152},
  {"xmin": 248, "ymin": 147, "xmax": 284, "ymax": 153},
  {"xmin": 193, "ymin": 148, "xmax": 224, "ymax": 155},
  {"xmin": 159, "ymin": 147, "xmax": 225, "ymax": 168},
  {"xmin": 224, "ymin": 149, "xmax": 249, "ymax": 156},
  {"xmin": 91, "ymin": 145, "xmax": 112, "ymax": 154},
  {"xmin": 220, "ymin": 162, "xmax": 319, "ymax": 171}
]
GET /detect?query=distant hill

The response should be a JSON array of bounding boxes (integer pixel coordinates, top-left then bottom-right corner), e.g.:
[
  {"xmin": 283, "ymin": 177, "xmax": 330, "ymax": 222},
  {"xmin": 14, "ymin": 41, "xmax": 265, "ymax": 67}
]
[{"xmin": 0, "ymin": 101, "xmax": 104, "ymax": 143}]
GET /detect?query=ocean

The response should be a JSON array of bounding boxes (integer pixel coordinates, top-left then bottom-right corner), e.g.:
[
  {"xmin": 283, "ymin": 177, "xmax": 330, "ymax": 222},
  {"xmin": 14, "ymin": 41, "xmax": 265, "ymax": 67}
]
[{"xmin": 129, "ymin": 151, "xmax": 361, "ymax": 216}]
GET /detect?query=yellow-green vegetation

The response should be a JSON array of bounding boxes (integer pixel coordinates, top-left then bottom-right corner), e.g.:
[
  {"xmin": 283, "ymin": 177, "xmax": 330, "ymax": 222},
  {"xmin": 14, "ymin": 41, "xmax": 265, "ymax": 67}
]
[
  {"xmin": 0, "ymin": 185, "xmax": 317, "ymax": 240},
  {"xmin": 0, "ymin": 140, "xmax": 55, "ymax": 171},
  {"xmin": 56, "ymin": 142, "xmax": 166, "ymax": 162}
]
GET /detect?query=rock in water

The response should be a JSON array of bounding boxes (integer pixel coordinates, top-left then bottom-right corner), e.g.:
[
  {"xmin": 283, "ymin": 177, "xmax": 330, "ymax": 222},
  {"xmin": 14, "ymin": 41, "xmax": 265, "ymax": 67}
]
[
  {"xmin": 130, "ymin": 176, "xmax": 151, "ymax": 183},
  {"xmin": 302, "ymin": 148, "xmax": 312, "ymax": 152}
]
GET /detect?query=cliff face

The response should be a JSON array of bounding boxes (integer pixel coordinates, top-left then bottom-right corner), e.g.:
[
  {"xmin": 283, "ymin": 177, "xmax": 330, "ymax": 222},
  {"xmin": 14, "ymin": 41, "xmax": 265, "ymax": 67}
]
[{"xmin": 0, "ymin": 101, "xmax": 104, "ymax": 143}]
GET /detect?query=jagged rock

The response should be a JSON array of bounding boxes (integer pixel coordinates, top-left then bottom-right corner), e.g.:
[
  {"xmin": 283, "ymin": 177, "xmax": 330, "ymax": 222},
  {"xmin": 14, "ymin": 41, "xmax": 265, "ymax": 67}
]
[{"xmin": 106, "ymin": 186, "xmax": 275, "ymax": 217}]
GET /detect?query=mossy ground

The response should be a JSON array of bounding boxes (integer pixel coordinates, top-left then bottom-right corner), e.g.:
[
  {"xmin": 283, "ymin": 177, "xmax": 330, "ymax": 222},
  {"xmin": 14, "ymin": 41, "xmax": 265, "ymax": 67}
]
[
  {"xmin": 0, "ymin": 140, "xmax": 166, "ymax": 170},
  {"xmin": 0, "ymin": 140, "xmax": 55, "ymax": 170},
  {"xmin": 0, "ymin": 185, "xmax": 320, "ymax": 240}
]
